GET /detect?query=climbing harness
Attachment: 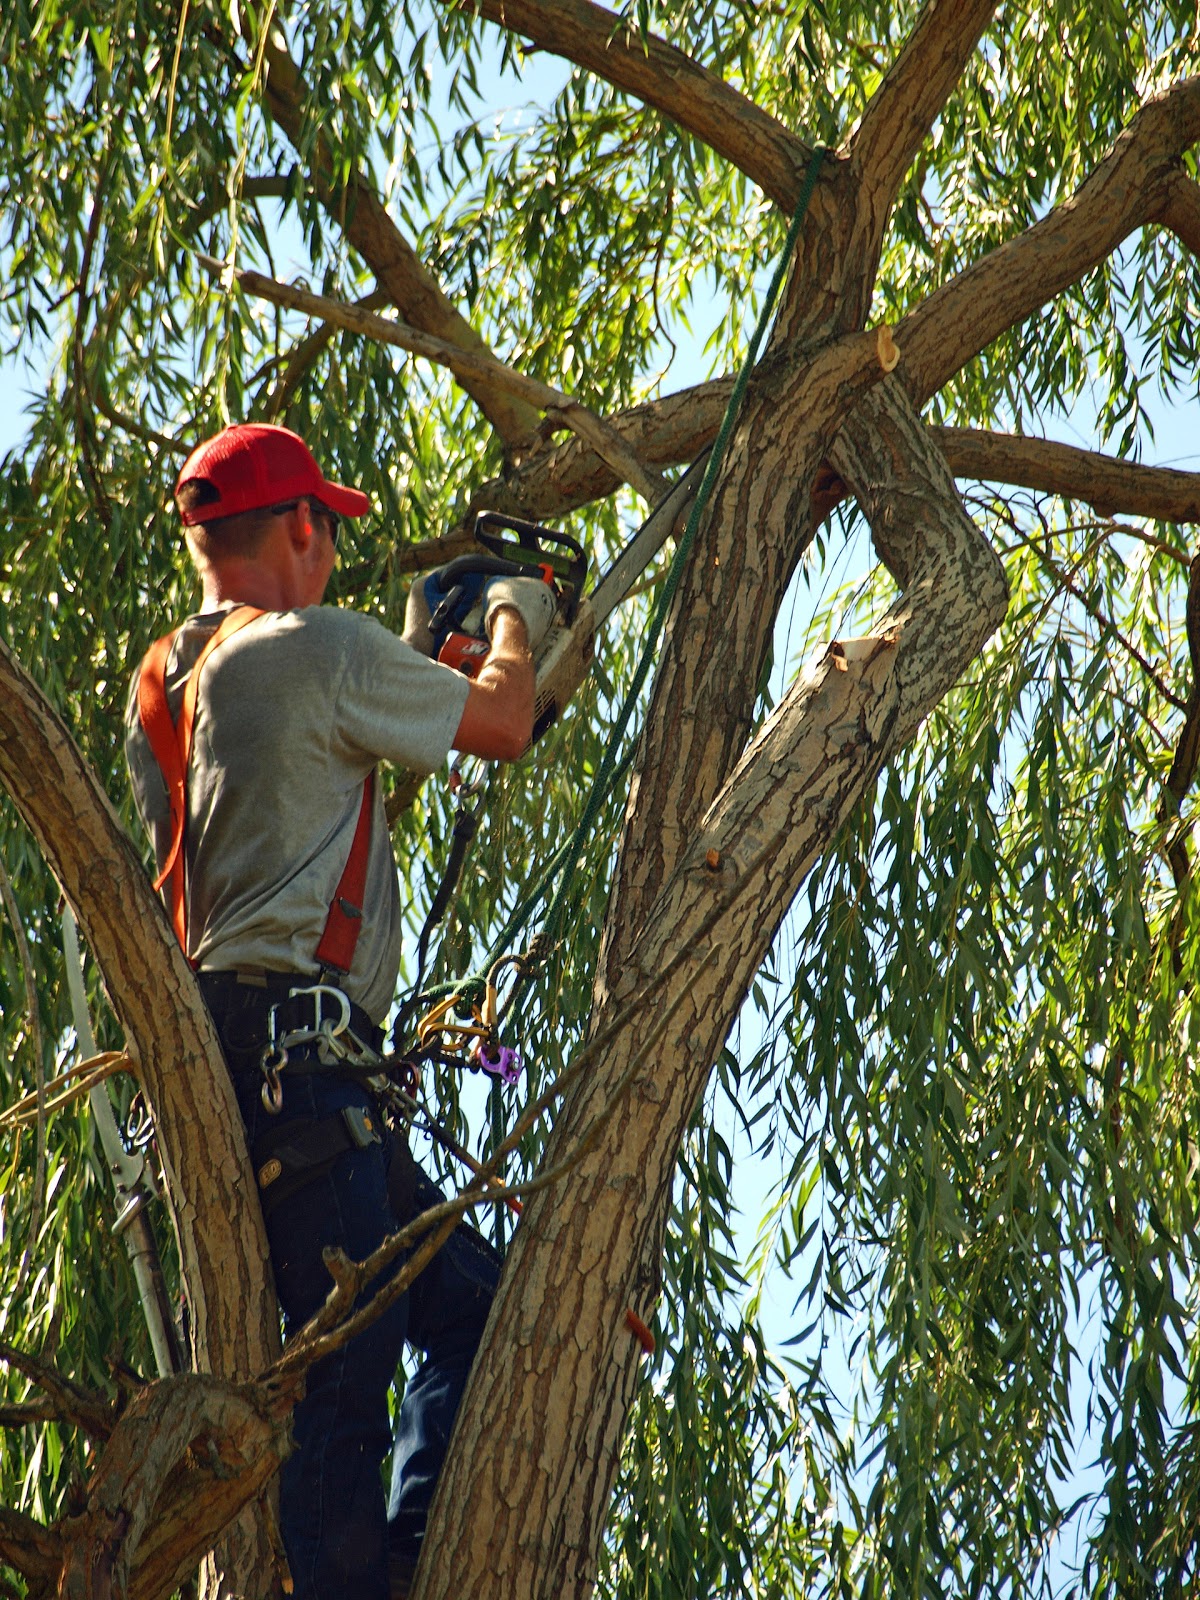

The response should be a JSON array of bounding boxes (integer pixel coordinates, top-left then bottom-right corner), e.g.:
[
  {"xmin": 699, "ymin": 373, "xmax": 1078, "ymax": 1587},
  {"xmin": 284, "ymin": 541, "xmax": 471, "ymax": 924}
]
[{"xmin": 257, "ymin": 980, "xmax": 384, "ymax": 1112}]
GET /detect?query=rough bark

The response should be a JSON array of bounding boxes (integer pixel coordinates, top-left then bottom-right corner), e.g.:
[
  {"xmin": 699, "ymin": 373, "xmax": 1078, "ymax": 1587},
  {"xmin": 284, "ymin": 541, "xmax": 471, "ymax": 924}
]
[
  {"xmin": 1155, "ymin": 166, "xmax": 1200, "ymax": 254},
  {"xmin": 415, "ymin": 379, "xmax": 1007, "ymax": 1600},
  {"xmin": 0, "ymin": 1370, "xmax": 298, "ymax": 1600}
]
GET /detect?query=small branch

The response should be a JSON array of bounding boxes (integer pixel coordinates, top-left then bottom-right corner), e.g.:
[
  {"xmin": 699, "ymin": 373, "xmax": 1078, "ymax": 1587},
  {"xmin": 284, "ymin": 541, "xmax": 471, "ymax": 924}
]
[
  {"xmin": 262, "ymin": 287, "xmax": 392, "ymax": 422},
  {"xmin": 849, "ymin": 0, "xmax": 999, "ymax": 238},
  {"xmin": 454, "ymin": 0, "xmax": 812, "ymax": 211},
  {"xmin": 1007, "ymin": 519, "xmax": 1187, "ymax": 711},
  {"xmin": 90, "ymin": 388, "xmax": 187, "ymax": 456},
  {"xmin": 73, "ymin": 153, "xmax": 114, "ymax": 533},
  {"xmin": 187, "ymin": 172, "xmax": 293, "ymax": 234},
  {"xmin": 0, "ymin": 1400, "xmax": 62, "ymax": 1427},
  {"xmin": 0, "ymin": 1341, "xmax": 118, "ymax": 1442},
  {"xmin": 0, "ymin": 857, "xmax": 46, "ymax": 1295},
  {"xmin": 1160, "ymin": 555, "xmax": 1200, "ymax": 834},
  {"xmin": 901, "ymin": 75, "xmax": 1200, "ymax": 406},
  {"xmin": 201, "ymin": 257, "xmax": 668, "ymax": 503},
  {"xmin": 0, "ymin": 1052, "xmax": 131, "ymax": 1133}
]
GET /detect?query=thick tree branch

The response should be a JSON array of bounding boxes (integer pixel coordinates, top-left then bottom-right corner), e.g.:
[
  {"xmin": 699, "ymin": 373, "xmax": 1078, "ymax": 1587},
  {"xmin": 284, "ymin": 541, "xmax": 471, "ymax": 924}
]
[
  {"xmin": 249, "ymin": 22, "xmax": 543, "ymax": 453},
  {"xmin": 0, "ymin": 1507, "xmax": 61, "ymax": 1588},
  {"xmin": 849, "ymin": 0, "xmax": 999, "ymax": 253},
  {"xmin": 0, "ymin": 642, "xmax": 274, "ymax": 1381},
  {"xmin": 901, "ymin": 75, "xmax": 1200, "ymax": 405},
  {"xmin": 455, "ymin": 0, "xmax": 810, "ymax": 211},
  {"xmin": 0, "ymin": 639, "xmax": 281, "ymax": 1595},
  {"xmin": 934, "ymin": 426, "xmax": 1200, "ymax": 522}
]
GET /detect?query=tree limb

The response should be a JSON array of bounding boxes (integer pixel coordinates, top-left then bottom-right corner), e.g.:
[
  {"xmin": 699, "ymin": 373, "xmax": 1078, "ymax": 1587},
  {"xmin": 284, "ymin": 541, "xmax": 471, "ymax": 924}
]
[
  {"xmin": 453, "ymin": 0, "xmax": 811, "ymax": 211},
  {"xmin": 0, "ymin": 638, "xmax": 281, "ymax": 1595},
  {"xmin": 933, "ymin": 426, "xmax": 1200, "ymax": 522},
  {"xmin": 203, "ymin": 258, "xmax": 669, "ymax": 503},
  {"xmin": 261, "ymin": 288, "xmax": 391, "ymax": 423},
  {"xmin": 0, "ymin": 1341, "xmax": 117, "ymax": 1442},
  {"xmin": 1154, "ymin": 165, "xmax": 1200, "ymax": 256},
  {"xmin": 849, "ymin": 0, "xmax": 999, "ymax": 254},
  {"xmin": 901, "ymin": 75, "xmax": 1200, "ymax": 405},
  {"xmin": 251, "ymin": 20, "xmax": 544, "ymax": 455},
  {"xmin": 0, "ymin": 1507, "xmax": 61, "ymax": 1588}
]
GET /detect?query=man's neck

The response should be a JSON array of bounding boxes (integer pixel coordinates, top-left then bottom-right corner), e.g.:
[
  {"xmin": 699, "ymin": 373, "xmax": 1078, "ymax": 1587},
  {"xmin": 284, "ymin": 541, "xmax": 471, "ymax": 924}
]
[{"xmin": 201, "ymin": 565, "xmax": 296, "ymax": 611}]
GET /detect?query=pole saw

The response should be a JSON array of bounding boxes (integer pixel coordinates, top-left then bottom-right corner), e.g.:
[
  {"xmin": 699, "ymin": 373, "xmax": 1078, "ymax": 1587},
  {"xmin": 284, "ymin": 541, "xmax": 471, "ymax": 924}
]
[{"xmin": 61, "ymin": 909, "xmax": 182, "ymax": 1377}]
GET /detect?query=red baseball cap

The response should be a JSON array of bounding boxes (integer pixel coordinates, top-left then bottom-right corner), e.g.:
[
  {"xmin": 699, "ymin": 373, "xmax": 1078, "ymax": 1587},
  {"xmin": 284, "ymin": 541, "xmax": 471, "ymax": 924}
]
[{"xmin": 175, "ymin": 423, "xmax": 371, "ymax": 525}]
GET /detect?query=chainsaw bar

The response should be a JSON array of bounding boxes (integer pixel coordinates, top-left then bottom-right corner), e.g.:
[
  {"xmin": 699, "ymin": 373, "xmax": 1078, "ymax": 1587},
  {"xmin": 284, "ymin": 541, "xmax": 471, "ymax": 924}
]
[{"xmin": 530, "ymin": 449, "xmax": 710, "ymax": 741}]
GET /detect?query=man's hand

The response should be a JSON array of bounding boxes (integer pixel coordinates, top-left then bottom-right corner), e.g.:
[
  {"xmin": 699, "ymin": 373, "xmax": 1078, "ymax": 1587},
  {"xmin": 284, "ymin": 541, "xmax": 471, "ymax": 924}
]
[
  {"xmin": 480, "ymin": 576, "xmax": 555, "ymax": 650},
  {"xmin": 452, "ymin": 609, "xmax": 535, "ymax": 760},
  {"xmin": 403, "ymin": 570, "xmax": 555, "ymax": 658}
]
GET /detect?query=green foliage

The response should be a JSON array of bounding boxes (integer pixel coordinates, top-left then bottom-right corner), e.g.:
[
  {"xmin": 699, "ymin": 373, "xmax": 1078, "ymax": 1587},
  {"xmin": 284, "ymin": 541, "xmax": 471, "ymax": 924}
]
[{"xmin": 0, "ymin": 3, "xmax": 1198, "ymax": 1597}]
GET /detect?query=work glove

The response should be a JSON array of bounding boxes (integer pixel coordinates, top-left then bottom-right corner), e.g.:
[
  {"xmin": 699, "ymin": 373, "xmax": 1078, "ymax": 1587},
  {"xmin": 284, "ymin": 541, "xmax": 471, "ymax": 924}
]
[
  {"xmin": 478, "ymin": 575, "xmax": 556, "ymax": 651},
  {"xmin": 401, "ymin": 578, "xmax": 436, "ymax": 656},
  {"xmin": 402, "ymin": 568, "xmax": 489, "ymax": 656}
]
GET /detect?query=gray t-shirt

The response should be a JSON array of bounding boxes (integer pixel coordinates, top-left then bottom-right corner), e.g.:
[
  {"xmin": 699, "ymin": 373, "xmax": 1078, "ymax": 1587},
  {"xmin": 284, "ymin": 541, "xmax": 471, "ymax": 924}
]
[{"xmin": 125, "ymin": 604, "xmax": 469, "ymax": 1022}]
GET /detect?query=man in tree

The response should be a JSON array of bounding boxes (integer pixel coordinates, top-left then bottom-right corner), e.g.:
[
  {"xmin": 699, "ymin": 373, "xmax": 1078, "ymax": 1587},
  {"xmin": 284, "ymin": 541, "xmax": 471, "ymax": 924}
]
[{"xmin": 123, "ymin": 421, "xmax": 554, "ymax": 1600}]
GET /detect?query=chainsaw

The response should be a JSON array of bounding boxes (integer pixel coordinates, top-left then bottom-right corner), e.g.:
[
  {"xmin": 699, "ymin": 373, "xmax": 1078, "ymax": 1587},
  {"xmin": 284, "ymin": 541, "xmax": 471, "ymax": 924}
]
[
  {"xmin": 429, "ymin": 455, "xmax": 708, "ymax": 748},
  {"xmin": 426, "ymin": 512, "xmax": 587, "ymax": 741}
]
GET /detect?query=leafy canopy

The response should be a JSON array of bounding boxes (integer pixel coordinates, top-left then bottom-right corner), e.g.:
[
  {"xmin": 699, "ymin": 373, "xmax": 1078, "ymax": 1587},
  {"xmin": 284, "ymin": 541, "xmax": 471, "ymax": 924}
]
[{"xmin": 1, "ymin": 2, "xmax": 1199, "ymax": 1596}]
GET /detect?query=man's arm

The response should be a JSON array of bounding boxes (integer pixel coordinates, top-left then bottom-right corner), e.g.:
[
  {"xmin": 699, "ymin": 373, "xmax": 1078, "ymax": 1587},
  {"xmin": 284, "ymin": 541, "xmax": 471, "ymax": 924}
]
[{"xmin": 452, "ymin": 607, "xmax": 535, "ymax": 759}]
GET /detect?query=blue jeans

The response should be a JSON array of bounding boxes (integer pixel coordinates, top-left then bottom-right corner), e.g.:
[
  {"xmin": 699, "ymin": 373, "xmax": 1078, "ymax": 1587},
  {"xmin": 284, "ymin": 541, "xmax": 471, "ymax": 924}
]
[{"xmin": 229, "ymin": 1065, "xmax": 499, "ymax": 1600}]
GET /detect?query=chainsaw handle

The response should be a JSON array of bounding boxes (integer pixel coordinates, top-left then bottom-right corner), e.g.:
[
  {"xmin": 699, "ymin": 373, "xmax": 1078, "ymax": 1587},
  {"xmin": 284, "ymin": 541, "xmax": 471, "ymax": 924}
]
[{"xmin": 474, "ymin": 511, "xmax": 584, "ymax": 561}]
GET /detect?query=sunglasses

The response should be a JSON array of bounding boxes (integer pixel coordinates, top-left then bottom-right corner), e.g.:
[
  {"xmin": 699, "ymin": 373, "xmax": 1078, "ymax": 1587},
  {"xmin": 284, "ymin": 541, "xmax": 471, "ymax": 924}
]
[{"xmin": 268, "ymin": 499, "xmax": 340, "ymax": 546}]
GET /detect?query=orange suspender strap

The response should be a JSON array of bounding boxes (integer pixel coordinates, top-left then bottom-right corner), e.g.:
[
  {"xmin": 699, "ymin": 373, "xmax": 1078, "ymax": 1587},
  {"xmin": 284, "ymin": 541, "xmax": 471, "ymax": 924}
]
[
  {"xmin": 136, "ymin": 607, "xmax": 267, "ymax": 954},
  {"xmin": 314, "ymin": 770, "xmax": 376, "ymax": 976},
  {"xmin": 137, "ymin": 605, "xmax": 376, "ymax": 977}
]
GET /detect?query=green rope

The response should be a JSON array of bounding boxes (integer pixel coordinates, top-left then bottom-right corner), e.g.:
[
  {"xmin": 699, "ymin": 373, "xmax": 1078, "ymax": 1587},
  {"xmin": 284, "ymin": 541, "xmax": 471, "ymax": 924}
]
[
  {"xmin": 406, "ymin": 146, "xmax": 828, "ymax": 1032},
  {"xmin": 492, "ymin": 144, "xmax": 828, "ymax": 976}
]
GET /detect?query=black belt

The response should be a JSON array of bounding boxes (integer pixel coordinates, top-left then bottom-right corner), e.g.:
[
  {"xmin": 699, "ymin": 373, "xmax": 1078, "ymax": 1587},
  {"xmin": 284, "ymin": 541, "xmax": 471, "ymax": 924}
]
[{"xmin": 198, "ymin": 969, "xmax": 385, "ymax": 1068}]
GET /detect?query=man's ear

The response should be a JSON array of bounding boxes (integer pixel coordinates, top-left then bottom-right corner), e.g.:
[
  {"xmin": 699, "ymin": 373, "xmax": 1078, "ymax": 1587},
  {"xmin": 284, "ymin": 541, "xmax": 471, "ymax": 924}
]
[{"xmin": 288, "ymin": 499, "xmax": 316, "ymax": 551}]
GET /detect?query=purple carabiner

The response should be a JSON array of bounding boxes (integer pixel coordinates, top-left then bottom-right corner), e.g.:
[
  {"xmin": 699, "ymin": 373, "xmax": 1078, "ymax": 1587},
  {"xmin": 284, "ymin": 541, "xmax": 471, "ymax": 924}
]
[{"xmin": 475, "ymin": 1038, "xmax": 522, "ymax": 1087}]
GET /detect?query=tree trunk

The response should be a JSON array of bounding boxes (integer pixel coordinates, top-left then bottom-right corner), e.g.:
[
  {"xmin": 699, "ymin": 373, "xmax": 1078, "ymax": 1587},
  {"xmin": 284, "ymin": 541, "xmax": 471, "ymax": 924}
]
[{"xmin": 415, "ymin": 377, "xmax": 1008, "ymax": 1599}]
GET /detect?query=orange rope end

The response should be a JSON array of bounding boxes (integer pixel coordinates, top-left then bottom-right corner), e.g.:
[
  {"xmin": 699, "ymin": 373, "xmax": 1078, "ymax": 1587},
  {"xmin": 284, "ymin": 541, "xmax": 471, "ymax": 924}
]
[{"xmin": 625, "ymin": 1309, "xmax": 655, "ymax": 1356}]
